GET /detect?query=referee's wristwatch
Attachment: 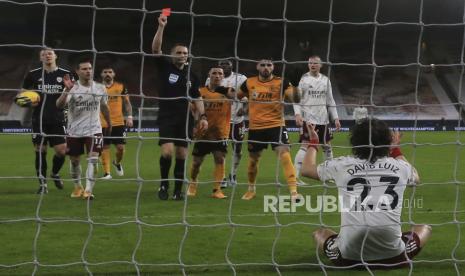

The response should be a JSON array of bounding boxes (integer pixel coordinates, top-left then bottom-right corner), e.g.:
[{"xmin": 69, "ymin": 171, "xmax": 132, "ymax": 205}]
[{"xmin": 200, "ymin": 113, "xmax": 208, "ymax": 121}]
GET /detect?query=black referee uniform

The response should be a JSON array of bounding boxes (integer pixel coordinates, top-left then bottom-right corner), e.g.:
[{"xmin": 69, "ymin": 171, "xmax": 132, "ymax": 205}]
[{"xmin": 154, "ymin": 56, "xmax": 200, "ymax": 200}]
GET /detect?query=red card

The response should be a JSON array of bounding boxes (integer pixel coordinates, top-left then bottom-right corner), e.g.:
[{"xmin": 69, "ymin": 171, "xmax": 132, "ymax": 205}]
[{"xmin": 162, "ymin": 8, "xmax": 171, "ymax": 16}]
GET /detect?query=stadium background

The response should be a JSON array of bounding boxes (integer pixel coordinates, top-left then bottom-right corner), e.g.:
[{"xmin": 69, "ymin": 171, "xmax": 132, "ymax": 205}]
[
  {"xmin": 0, "ymin": 0, "xmax": 464, "ymax": 131},
  {"xmin": 0, "ymin": 0, "xmax": 464, "ymax": 276}
]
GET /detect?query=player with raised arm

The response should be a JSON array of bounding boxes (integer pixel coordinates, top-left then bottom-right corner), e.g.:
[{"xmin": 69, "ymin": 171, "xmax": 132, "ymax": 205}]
[
  {"xmin": 238, "ymin": 59, "xmax": 301, "ymax": 201},
  {"xmin": 152, "ymin": 13, "xmax": 208, "ymax": 200},
  {"xmin": 99, "ymin": 65, "xmax": 133, "ymax": 179},
  {"xmin": 187, "ymin": 67, "xmax": 235, "ymax": 199},
  {"xmin": 205, "ymin": 59, "xmax": 247, "ymax": 187},
  {"xmin": 56, "ymin": 60, "xmax": 111, "ymax": 200},
  {"xmin": 301, "ymin": 118, "xmax": 431, "ymax": 268},
  {"xmin": 21, "ymin": 48, "xmax": 72, "ymax": 194},
  {"xmin": 293, "ymin": 55, "xmax": 341, "ymax": 183}
]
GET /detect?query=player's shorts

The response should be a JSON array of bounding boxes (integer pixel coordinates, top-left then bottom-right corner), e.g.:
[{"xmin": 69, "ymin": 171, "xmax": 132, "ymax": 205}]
[
  {"xmin": 299, "ymin": 123, "xmax": 333, "ymax": 145},
  {"xmin": 103, "ymin": 125, "xmax": 126, "ymax": 145},
  {"xmin": 66, "ymin": 134, "xmax": 103, "ymax": 156},
  {"xmin": 230, "ymin": 121, "xmax": 245, "ymax": 142},
  {"xmin": 192, "ymin": 140, "xmax": 228, "ymax": 157},
  {"xmin": 158, "ymin": 121, "xmax": 192, "ymax": 148},
  {"xmin": 32, "ymin": 123, "xmax": 66, "ymax": 147},
  {"xmin": 247, "ymin": 126, "xmax": 290, "ymax": 153},
  {"xmin": 323, "ymin": 231, "xmax": 422, "ymax": 268}
]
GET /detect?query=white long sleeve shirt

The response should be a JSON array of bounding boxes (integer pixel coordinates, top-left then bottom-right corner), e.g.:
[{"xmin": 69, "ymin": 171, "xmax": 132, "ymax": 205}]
[{"xmin": 293, "ymin": 72, "xmax": 338, "ymax": 125}]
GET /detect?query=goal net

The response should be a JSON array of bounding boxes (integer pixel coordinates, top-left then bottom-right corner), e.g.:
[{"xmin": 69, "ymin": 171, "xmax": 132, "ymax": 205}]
[{"xmin": 0, "ymin": 0, "xmax": 464, "ymax": 275}]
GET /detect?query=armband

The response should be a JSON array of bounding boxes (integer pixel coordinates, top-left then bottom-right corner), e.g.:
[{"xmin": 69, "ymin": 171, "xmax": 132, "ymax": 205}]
[
  {"xmin": 306, "ymin": 137, "xmax": 319, "ymax": 152},
  {"xmin": 390, "ymin": 147, "xmax": 402, "ymax": 158}
]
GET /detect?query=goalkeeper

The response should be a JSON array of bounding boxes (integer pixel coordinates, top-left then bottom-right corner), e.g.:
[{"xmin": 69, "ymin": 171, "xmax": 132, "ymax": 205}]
[
  {"xmin": 20, "ymin": 48, "xmax": 73, "ymax": 194},
  {"xmin": 301, "ymin": 118, "xmax": 431, "ymax": 268}
]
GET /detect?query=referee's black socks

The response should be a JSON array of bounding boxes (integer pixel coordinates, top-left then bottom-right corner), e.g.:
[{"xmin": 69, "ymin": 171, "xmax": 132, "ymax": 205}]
[
  {"xmin": 52, "ymin": 154, "xmax": 65, "ymax": 176},
  {"xmin": 174, "ymin": 158, "xmax": 185, "ymax": 194},
  {"xmin": 159, "ymin": 156, "xmax": 171, "ymax": 189}
]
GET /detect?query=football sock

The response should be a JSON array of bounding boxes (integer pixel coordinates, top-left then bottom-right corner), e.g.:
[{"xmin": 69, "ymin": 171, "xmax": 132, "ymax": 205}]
[
  {"xmin": 35, "ymin": 151, "xmax": 47, "ymax": 184},
  {"xmin": 247, "ymin": 157, "xmax": 260, "ymax": 191},
  {"xmin": 322, "ymin": 145, "xmax": 333, "ymax": 160},
  {"xmin": 101, "ymin": 148, "xmax": 111, "ymax": 174},
  {"xmin": 190, "ymin": 162, "xmax": 200, "ymax": 183},
  {"xmin": 52, "ymin": 154, "xmax": 65, "ymax": 176},
  {"xmin": 70, "ymin": 161, "xmax": 82, "ymax": 187},
  {"xmin": 159, "ymin": 156, "xmax": 171, "ymax": 188},
  {"xmin": 174, "ymin": 158, "xmax": 185, "ymax": 194},
  {"xmin": 279, "ymin": 151, "xmax": 297, "ymax": 193},
  {"xmin": 115, "ymin": 146, "xmax": 124, "ymax": 164},
  {"xmin": 85, "ymin": 156, "xmax": 98, "ymax": 193},
  {"xmin": 293, "ymin": 147, "xmax": 307, "ymax": 178},
  {"xmin": 213, "ymin": 162, "xmax": 225, "ymax": 191},
  {"xmin": 232, "ymin": 143, "xmax": 242, "ymax": 176}
]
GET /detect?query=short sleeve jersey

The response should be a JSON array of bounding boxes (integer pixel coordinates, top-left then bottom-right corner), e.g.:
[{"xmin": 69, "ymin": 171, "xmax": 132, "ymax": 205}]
[
  {"xmin": 99, "ymin": 82, "xmax": 128, "ymax": 128},
  {"xmin": 22, "ymin": 67, "xmax": 73, "ymax": 126},
  {"xmin": 154, "ymin": 57, "xmax": 200, "ymax": 124},
  {"xmin": 198, "ymin": 86, "xmax": 231, "ymax": 140},
  {"xmin": 206, "ymin": 72, "xmax": 247, "ymax": 124},
  {"xmin": 317, "ymin": 156, "xmax": 416, "ymax": 261},
  {"xmin": 66, "ymin": 81, "xmax": 107, "ymax": 136},
  {"xmin": 239, "ymin": 76, "xmax": 293, "ymax": 130}
]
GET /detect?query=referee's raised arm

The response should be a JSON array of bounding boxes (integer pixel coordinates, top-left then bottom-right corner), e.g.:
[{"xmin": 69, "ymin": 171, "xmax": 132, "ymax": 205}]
[{"xmin": 152, "ymin": 14, "xmax": 167, "ymax": 55}]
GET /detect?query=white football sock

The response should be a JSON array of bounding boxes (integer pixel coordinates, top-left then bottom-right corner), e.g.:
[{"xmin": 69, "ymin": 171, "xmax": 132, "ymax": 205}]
[
  {"xmin": 70, "ymin": 161, "xmax": 82, "ymax": 187},
  {"xmin": 85, "ymin": 156, "xmax": 99, "ymax": 193},
  {"xmin": 294, "ymin": 147, "xmax": 307, "ymax": 178}
]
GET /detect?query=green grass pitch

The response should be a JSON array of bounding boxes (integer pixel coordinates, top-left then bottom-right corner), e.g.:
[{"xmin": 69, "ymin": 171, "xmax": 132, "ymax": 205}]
[{"xmin": 0, "ymin": 131, "xmax": 464, "ymax": 275}]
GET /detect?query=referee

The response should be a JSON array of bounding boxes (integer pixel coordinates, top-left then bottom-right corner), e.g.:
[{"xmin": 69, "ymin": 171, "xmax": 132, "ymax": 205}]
[{"xmin": 151, "ymin": 13, "xmax": 208, "ymax": 200}]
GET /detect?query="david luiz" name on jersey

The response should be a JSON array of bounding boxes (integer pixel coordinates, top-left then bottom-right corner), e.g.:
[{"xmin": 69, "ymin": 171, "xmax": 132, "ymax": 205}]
[{"xmin": 347, "ymin": 162, "xmax": 400, "ymax": 176}]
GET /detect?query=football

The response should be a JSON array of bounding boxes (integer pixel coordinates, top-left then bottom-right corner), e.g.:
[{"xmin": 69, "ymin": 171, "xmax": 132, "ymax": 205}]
[{"xmin": 14, "ymin": 90, "xmax": 41, "ymax": 107}]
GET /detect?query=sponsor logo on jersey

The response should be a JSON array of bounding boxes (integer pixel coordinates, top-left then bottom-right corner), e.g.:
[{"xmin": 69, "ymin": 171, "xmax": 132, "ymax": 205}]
[{"xmin": 168, "ymin": 73, "xmax": 179, "ymax": 84}]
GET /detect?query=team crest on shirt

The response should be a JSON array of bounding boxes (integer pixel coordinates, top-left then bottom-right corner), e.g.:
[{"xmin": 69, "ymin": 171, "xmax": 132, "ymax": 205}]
[
  {"xmin": 38, "ymin": 78, "xmax": 43, "ymax": 82},
  {"xmin": 57, "ymin": 77, "xmax": 62, "ymax": 83},
  {"xmin": 168, "ymin": 73, "xmax": 179, "ymax": 84}
]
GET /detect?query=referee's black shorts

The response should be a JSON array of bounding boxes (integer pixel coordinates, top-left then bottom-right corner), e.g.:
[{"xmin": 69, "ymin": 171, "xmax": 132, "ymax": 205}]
[{"xmin": 158, "ymin": 120, "xmax": 193, "ymax": 148}]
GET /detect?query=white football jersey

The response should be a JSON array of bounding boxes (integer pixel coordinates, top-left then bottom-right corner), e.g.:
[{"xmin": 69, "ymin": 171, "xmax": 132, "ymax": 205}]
[
  {"xmin": 317, "ymin": 156, "xmax": 416, "ymax": 261},
  {"xmin": 294, "ymin": 72, "xmax": 338, "ymax": 125},
  {"xmin": 206, "ymin": 72, "xmax": 247, "ymax": 124},
  {"xmin": 66, "ymin": 81, "xmax": 107, "ymax": 136}
]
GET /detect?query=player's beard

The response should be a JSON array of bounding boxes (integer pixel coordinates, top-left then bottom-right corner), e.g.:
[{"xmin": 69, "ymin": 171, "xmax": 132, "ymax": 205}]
[{"xmin": 259, "ymin": 70, "xmax": 271, "ymax": 79}]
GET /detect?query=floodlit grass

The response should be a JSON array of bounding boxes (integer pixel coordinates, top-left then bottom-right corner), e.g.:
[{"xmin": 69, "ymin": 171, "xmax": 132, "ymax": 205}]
[{"xmin": 0, "ymin": 131, "xmax": 464, "ymax": 275}]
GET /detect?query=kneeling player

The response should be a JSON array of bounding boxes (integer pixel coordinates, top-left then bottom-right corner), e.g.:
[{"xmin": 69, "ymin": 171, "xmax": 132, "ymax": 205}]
[
  {"xmin": 187, "ymin": 67, "xmax": 234, "ymax": 199},
  {"xmin": 301, "ymin": 119, "xmax": 431, "ymax": 268}
]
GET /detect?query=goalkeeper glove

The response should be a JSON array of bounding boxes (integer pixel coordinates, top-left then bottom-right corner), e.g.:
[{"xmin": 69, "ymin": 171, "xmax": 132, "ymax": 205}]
[{"xmin": 14, "ymin": 96, "xmax": 33, "ymax": 107}]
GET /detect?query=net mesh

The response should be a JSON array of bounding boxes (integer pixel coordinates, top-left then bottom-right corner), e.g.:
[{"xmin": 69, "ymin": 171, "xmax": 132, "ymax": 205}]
[{"xmin": 0, "ymin": 0, "xmax": 464, "ymax": 275}]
